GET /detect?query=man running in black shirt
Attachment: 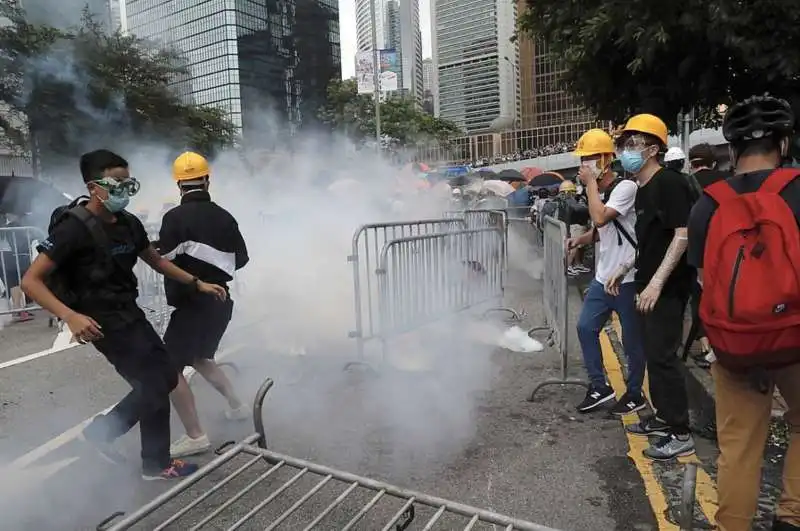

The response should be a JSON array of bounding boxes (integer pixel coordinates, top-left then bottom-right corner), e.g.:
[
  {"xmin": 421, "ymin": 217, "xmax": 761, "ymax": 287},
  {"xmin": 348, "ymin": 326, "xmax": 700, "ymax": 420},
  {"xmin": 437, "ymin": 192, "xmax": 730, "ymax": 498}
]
[{"xmin": 21, "ymin": 149, "xmax": 227, "ymax": 480}]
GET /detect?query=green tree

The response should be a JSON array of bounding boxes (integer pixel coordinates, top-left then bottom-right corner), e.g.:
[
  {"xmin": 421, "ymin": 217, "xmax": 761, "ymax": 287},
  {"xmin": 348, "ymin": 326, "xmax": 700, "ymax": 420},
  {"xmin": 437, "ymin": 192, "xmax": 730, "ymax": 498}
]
[
  {"xmin": 0, "ymin": 3, "xmax": 236, "ymax": 175},
  {"xmin": 517, "ymin": 0, "xmax": 800, "ymax": 129},
  {"xmin": 318, "ymin": 77, "xmax": 461, "ymax": 146}
]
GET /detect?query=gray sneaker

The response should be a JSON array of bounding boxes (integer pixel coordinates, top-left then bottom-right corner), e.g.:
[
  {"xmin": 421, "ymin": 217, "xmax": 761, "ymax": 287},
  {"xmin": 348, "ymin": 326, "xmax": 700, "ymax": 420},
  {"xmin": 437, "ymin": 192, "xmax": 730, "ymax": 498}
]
[
  {"xmin": 643, "ymin": 434, "xmax": 696, "ymax": 461},
  {"xmin": 625, "ymin": 417, "xmax": 670, "ymax": 437}
]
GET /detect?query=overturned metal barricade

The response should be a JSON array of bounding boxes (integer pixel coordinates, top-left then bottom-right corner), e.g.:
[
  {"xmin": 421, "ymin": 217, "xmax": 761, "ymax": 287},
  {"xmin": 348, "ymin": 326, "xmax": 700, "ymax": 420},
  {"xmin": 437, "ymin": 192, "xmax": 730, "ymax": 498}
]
[
  {"xmin": 97, "ymin": 378, "xmax": 562, "ymax": 531},
  {"xmin": 0, "ymin": 226, "xmax": 47, "ymax": 317},
  {"xmin": 347, "ymin": 218, "xmax": 467, "ymax": 369},
  {"xmin": 527, "ymin": 216, "xmax": 587, "ymax": 401}
]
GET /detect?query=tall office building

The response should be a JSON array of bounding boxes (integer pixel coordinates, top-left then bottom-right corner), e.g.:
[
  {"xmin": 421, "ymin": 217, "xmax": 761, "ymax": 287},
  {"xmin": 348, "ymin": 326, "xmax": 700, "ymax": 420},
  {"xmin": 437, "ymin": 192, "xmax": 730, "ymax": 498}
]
[
  {"xmin": 422, "ymin": 58, "xmax": 434, "ymax": 93},
  {"xmin": 431, "ymin": 0, "xmax": 519, "ymax": 134},
  {"xmin": 532, "ymin": 38, "xmax": 593, "ymax": 128},
  {"xmin": 514, "ymin": 0, "xmax": 536, "ymax": 129},
  {"xmin": 18, "ymin": 0, "xmax": 113, "ymax": 29},
  {"xmin": 355, "ymin": 0, "xmax": 423, "ymax": 101},
  {"xmin": 125, "ymin": 0, "xmax": 340, "ymax": 141}
]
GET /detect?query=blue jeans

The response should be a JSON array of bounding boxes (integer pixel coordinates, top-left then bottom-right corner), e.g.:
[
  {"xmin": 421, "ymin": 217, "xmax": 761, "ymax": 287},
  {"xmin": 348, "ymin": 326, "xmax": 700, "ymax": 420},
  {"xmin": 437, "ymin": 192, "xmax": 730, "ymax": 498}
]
[{"xmin": 576, "ymin": 279, "xmax": 645, "ymax": 395}]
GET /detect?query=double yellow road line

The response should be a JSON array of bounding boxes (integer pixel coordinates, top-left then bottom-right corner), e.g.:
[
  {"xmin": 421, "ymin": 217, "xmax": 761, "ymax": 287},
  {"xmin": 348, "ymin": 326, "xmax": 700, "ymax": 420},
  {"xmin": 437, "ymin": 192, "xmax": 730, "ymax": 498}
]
[{"xmin": 602, "ymin": 314, "xmax": 718, "ymax": 529}]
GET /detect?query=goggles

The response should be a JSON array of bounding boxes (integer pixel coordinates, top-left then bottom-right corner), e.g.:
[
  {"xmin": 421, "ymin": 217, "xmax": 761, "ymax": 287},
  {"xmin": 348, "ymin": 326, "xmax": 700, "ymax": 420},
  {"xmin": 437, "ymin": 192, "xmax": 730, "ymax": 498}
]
[
  {"xmin": 615, "ymin": 134, "xmax": 651, "ymax": 154},
  {"xmin": 94, "ymin": 177, "xmax": 141, "ymax": 197}
]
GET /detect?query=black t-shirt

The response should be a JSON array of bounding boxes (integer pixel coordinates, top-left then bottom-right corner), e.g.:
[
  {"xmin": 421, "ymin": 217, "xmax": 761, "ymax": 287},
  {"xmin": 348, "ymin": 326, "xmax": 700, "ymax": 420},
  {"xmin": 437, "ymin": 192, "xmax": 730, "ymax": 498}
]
[
  {"xmin": 687, "ymin": 169, "xmax": 800, "ymax": 269},
  {"xmin": 634, "ymin": 168, "xmax": 694, "ymax": 295},
  {"xmin": 37, "ymin": 210, "xmax": 150, "ymax": 329},
  {"xmin": 693, "ymin": 168, "xmax": 729, "ymax": 190}
]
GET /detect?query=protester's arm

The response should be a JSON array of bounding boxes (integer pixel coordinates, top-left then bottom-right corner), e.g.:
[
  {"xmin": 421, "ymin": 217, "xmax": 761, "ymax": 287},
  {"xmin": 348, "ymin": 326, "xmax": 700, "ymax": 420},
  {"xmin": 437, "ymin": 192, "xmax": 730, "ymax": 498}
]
[
  {"xmin": 584, "ymin": 177, "xmax": 628, "ymax": 227},
  {"xmin": 232, "ymin": 221, "xmax": 249, "ymax": 270},
  {"xmin": 21, "ymin": 221, "xmax": 103, "ymax": 339},
  {"xmin": 21, "ymin": 254, "xmax": 74, "ymax": 321}
]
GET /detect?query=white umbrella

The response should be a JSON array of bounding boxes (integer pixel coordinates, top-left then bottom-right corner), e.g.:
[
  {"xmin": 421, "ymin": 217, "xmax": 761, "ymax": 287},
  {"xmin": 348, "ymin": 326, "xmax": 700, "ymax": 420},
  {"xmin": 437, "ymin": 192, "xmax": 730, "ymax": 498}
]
[{"xmin": 482, "ymin": 179, "xmax": 515, "ymax": 197}]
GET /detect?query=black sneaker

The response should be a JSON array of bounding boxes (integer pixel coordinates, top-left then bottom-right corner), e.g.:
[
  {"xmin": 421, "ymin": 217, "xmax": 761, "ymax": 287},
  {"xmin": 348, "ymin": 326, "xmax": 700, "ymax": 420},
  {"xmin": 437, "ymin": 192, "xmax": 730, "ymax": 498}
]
[
  {"xmin": 625, "ymin": 416, "xmax": 670, "ymax": 437},
  {"xmin": 610, "ymin": 391, "xmax": 647, "ymax": 416},
  {"xmin": 774, "ymin": 519, "xmax": 800, "ymax": 530},
  {"xmin": 576, "ymin": 385, "xmax": 615, "ymax": 413}
]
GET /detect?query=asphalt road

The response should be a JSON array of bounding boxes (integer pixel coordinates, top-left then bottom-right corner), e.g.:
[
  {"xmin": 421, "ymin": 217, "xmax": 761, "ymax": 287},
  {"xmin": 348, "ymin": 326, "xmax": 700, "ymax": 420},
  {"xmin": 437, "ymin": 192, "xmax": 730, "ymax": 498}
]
[{"xmin": 0, "ymin": 267, "xmax": 667, "ymax": 531}]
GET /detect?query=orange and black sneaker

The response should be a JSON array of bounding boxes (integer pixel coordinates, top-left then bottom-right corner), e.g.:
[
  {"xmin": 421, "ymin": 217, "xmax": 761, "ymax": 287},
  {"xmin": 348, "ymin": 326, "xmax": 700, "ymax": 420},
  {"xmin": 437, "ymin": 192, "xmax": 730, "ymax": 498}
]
[{"xmin": 142, "ymin": 459, "xmax": 199, "ymax": 481}]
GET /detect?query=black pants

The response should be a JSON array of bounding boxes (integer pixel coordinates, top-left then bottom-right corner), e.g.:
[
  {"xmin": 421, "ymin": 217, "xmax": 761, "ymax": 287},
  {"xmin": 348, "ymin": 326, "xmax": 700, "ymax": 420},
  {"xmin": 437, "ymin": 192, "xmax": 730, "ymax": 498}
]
[
  {"xmin": 690, "ymin": 281, "xmax": 706, "ymax": 340},
  {"xmin": 88, "ymin": 318, "xmax": 178, "ymax": 471},
  {"xmin": 641, "ymin": 293, "xmax": 691, "ymax": 434}
]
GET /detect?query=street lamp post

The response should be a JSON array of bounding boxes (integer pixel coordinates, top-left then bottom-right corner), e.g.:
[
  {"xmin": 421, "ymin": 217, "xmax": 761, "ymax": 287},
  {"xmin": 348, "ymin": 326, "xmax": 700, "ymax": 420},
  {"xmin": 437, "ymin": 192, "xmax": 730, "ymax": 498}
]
[{"xmin": 369, "ymin": 0, "xmax": 382, "ymax": 151}]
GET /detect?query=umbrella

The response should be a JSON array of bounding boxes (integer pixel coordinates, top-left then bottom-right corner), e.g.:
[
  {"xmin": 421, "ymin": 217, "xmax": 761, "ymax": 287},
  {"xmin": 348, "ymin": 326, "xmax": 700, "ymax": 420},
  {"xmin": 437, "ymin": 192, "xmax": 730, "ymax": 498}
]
[
  {"xmin": 0, "ymin": 175, "xmax": 72, "ymax": 230},
  {"xmin": 482, "ymin": 179, "xmax": 515, "ymax": 197},
  {"xmin": 528, "ymin": 171, "xmax": 564, "ymax": 188},
  {"xmin": 476, "ymin": 168, "xmax": 497, "ymax": 178},
  {"xmin": 496, "ymin": 169, "xmax": 526, "ymax": 183},
  {"xmin": 521, "ymin": 167, "xmax": 544, "ymax": 182}
]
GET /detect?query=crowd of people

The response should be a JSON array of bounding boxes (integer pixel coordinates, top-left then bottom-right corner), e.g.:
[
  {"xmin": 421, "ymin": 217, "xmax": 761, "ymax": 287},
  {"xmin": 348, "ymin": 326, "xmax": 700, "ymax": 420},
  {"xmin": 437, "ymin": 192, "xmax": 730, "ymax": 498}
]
[
  {"xmin": 562, "ymin": 96, "xmax": 800, "ymax": 531},
  {"xmin": 455, "ymin": 141, "xmax": 577, "ymax": 168}
]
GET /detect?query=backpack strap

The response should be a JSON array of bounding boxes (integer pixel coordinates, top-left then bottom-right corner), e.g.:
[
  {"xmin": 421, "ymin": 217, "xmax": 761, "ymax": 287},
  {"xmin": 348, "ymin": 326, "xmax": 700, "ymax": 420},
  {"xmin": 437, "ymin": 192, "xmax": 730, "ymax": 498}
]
[
  {"xmin": 65, "ymin": 206, "xmax": 114, "ymax": 278},
  {"xmin": 705, "ymin": 179, "xmax": 738, "ymax": 204},
  {"xmin": 760, "ymin": 168, "xmax": 800, "ymax": 195}
]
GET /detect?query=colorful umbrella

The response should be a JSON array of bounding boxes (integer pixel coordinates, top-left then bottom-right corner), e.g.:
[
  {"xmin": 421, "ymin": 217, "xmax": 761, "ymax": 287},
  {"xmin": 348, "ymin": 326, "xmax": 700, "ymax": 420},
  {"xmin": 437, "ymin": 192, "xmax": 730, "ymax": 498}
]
[{"xmin": 521, "ymin": 167, "xmax": 544, "ymax": 182}]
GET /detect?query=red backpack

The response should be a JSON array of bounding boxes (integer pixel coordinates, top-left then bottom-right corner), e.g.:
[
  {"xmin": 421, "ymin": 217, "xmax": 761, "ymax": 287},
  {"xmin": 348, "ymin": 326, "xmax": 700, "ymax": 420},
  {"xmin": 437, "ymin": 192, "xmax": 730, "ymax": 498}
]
[{"xmin": 700, "ymin": 168, "xmax": 800, "ymax": 369}]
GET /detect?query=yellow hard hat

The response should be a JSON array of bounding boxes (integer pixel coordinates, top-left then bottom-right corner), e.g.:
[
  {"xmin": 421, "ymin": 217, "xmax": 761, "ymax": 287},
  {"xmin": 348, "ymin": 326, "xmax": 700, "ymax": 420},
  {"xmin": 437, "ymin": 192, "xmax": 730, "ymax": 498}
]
[
  {"xmin": 172, "ymin": 151, "xmax": 210, "ymax": 181},
  {"xmin": 621, "ymin": 114, "xmax": 669, "ymax": 145},
  {"xmin": 574, "ymin": 129, "xmax": 615, "ymax": 157},
  {"xmin": 559, "ymin": 180, "xmax": 577, "ymax": 193}
]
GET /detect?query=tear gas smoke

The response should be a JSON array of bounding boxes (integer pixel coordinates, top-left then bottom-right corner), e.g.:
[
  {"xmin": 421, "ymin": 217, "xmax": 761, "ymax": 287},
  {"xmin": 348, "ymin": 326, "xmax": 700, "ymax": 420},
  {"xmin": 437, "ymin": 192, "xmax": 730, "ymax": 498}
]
[{"xmin": 0, "ymin": 32, "xmax": 544, "ymax": 531}]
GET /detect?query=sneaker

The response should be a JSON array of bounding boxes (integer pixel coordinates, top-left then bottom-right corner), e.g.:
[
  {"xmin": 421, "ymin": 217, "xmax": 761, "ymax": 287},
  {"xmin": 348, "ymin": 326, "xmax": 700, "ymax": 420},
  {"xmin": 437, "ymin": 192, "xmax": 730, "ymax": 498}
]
[
  {"xmin": 576, "ymin": 385, "xmax": 616, "ymax": 413},
  {"xmin": 224, "ymin": 404, "xmax": 251, "ymax": 421},
  {"xmin": 78, "ymin": 421, "xmax": 127, "ymax": 465},
  {"xmin": 142, "ymin": 459, "xmax": 199, "ymax": 481},
  {"xmin": 610, "ymin": 391, "xmax": 647, "ymax": 416},
  {"xmin": 13, "ymin": 311, "xmax": 34, "ymax": 323},
  {"xmin": 626, "ymin": 417, "xmax": 670, "ymax": 437},
  {"xmin": 573, "ymin": 265, "xmax": 591, "ymax": 274},
  {"xmin": 643, "ymin": 434, "xmax": 696, "ymax": 461},
  {"xmin": 567, "ymin": 266, "xmax": 580, "ymax": 277},
  {"xmin": 169, "ymin": 434, "xmax": 211, "ymax": 458}
]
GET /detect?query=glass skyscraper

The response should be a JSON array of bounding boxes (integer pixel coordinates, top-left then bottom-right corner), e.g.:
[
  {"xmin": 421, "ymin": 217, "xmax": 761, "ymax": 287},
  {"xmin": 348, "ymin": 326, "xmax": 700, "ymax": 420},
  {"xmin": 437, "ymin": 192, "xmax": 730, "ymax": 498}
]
[{"xmin": 125, "ymin": 0, "xmax": 340, "ymax": 141}]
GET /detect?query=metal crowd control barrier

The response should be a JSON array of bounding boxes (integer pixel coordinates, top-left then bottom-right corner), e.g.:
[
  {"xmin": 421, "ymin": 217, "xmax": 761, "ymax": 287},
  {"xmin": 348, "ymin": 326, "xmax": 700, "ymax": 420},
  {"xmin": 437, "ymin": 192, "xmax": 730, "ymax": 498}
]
[
  {"xmin": 0, "ymin": 226, "xmax": 47, "ymax": 317},
  {"xmin": 376, "ymin": 227, "xmax": 514, "ymax": 361},
  {"xmin": 97, "ymin": 378, "xmax": 563, "ymax": 531},
  {"xmin": 347, "ymin": 218, "xmax": 467, "ymax": 370},
  {"xmin": 527, "ymin": 216, "xmax": 588, "ymax": 401}
]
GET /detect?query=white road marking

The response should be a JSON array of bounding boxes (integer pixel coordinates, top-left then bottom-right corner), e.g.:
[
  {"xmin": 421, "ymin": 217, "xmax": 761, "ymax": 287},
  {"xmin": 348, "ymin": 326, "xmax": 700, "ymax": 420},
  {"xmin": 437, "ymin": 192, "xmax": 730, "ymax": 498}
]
[
  {"xmin": 0, "ymin": 313, "xmax": 262, "ymax": 371},
  {"xmin": 0, "ymin": 328, "xmax": 79, "ymax": 371},
  {"xmin": 5, "ymin": 343, "xmax": 245, "ymax": 473}
]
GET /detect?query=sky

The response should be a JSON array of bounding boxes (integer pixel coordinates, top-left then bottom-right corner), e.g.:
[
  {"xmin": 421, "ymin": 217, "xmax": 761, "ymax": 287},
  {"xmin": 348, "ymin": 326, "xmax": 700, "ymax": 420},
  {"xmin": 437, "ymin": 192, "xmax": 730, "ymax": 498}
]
[{"xmin": 339, "ymin": 0, "xmax": 432, "ymax": 79}]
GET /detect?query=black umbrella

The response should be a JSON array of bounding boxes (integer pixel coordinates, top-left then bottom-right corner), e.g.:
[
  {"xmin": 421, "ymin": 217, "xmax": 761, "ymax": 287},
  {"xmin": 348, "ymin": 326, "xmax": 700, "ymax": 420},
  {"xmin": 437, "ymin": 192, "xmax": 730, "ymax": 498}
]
[
  {"xmin": 0, "ymin": 176, "xmax": 72, "ymax": 230},
  {"xmin": 476, "ymin": 168, "xmax": 497, "ymax": 178},
  {"xmin": 528, "ymin": 172, "xmax": 564, "ymax": 188},
  {"xmin": 496, "ymin": 169, "xmax": 526, "ymax": 183}
]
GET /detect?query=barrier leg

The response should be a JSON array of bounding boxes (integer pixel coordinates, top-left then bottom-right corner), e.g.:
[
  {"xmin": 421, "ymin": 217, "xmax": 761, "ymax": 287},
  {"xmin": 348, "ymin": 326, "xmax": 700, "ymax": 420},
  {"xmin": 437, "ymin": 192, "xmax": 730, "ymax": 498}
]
[
  {"xmin": 527, "ymin": 329, "xmax": 589, "ymax": 402},
  {"xmin": 679, "ymin": 463, "xmax": 698, "ymax": 531},
  {"xmin": 253, "ymin": 377, "xmax": 275, "ymax": 449}
]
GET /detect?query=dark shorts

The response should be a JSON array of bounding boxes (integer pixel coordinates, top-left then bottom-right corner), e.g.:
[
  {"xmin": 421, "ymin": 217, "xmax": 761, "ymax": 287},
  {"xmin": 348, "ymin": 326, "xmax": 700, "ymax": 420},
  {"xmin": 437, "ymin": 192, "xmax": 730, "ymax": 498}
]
[{"xmin": 163, "ymin": 295, "xmax": 234, "ymax": 369}]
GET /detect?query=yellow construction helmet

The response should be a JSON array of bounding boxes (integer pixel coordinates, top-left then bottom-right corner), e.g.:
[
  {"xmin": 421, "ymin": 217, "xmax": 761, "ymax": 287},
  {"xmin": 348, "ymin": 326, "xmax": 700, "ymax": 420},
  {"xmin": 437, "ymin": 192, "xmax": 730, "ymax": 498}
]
[
  {"xmin": 574, "ymin": 129, "xmax": 615, "ymax": 157},
  {"xmin": 621, "ymin": 114, "xmax": 669, "ymax": 145},
  {"xmin": 172, "ymin": 151, "xmax": 210, "ymax": 181},
  {"xmin": 559, "ymin": 180, "xmax": 577, "ymax": 193}
]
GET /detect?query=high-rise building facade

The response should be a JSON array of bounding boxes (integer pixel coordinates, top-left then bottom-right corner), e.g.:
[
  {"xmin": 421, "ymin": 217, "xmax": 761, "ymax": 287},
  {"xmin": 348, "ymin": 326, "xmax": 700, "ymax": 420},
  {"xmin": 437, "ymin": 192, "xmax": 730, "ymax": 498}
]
[
  {"xmin": 431, "ymin": 0, "xmax": 519, "ymax": 134},
  {"xmin": 355, "ymin": 0, "xmax": 423, "ymax": 102},
  {"xmin": 532, "ymin": 38, "xmax": 593, "ymax": 128},
  {"xmin": 125, "ymin": 0, "xmax": 340, "ymax": 141}
]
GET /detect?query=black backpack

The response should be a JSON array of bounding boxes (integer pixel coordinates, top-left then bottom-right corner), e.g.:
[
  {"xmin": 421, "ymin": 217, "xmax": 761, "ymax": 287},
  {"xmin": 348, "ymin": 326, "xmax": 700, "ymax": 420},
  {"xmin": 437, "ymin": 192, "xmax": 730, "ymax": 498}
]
[
  {"xmin": 45, "ymin": 197, "xmax": 115, "ymax": 308},
  {"xmin": 602, "ymin": 178, "xmax": 638, "ymax": 249}
]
